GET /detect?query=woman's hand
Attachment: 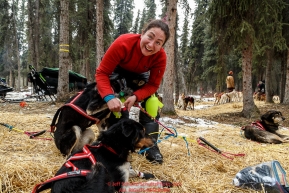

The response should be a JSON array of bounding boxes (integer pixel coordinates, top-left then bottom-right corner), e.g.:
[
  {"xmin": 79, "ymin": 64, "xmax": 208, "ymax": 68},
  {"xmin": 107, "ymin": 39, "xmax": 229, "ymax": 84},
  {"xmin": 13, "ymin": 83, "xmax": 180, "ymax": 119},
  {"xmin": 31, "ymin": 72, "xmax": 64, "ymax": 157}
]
[
  {"xmin": 107, "ymin": 98, "xmax": 122, "ymax": 112},
  {"xmin": 124, "ymin": 95, "xmax": 137, "ymax": 111}
]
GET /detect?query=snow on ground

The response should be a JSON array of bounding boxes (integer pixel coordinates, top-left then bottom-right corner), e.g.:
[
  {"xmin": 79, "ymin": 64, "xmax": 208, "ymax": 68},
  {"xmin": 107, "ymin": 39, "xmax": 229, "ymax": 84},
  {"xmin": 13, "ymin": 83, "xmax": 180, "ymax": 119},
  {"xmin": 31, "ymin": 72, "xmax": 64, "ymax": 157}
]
[
  {"xmin": 4, "ymin": 87, "xmax": 55, "ymax": 102},
  {"xmin": 4, "ymin": 91, "xmax": 234, "ymax": 134}
]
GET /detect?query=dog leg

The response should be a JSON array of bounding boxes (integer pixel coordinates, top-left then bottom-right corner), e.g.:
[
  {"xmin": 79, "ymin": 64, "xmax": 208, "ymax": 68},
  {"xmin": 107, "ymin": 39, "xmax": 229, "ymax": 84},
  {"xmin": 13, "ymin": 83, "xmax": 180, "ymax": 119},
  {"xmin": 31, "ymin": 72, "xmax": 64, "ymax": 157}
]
[
  {"xmin": 118, "ymin": 162, "xmax": 130, "ymax": 183},
  {"xmin": 279, "ymin": 134, "xmax": 289, "ymax": 141},
  {"xmin": 129, "ymin": 165, "xmax": 155, "ymax": 179},
  {"xmin": 96, "ymin": 112, "xmax": 112, "ymax": 131},
  {"xmin": 256, "ymin": 131, "xmax": 284, "ymax": 144},
  {"xmin": 76, "ymin": 128, "xmax": 95, "ymax": 148},
  {"xmin": 70, "ymin": 126, "xmax": 95, "ymax": 155},
  {"xmin": 66, "ymin": 126, "xmax": 82, "ymax": 156}
]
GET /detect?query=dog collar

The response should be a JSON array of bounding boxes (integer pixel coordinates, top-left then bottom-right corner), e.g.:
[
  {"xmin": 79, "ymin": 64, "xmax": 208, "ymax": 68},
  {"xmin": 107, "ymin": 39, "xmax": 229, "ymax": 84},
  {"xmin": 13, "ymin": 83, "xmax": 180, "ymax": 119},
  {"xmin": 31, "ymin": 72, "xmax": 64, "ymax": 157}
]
[{"xmin": 89, "ymin": 143, "xmax": 118, "ymax": 155}]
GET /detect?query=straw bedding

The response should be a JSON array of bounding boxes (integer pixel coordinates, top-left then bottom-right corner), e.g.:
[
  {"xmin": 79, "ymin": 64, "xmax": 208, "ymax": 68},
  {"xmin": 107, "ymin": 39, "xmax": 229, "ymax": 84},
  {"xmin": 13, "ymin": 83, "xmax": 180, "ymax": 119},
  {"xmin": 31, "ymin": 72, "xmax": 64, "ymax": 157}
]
[{"xmin": 0, "ymin": 100, "xmax": 289, "ymax": 193}]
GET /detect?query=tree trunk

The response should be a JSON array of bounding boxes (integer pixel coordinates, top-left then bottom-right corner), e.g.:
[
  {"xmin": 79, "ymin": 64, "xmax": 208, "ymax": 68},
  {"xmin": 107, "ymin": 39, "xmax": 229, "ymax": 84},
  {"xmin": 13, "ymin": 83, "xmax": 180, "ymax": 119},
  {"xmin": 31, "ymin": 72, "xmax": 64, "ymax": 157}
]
[
  {"xmin": 265, "ymin": 50, "xmax": 273, "ymax": 103},
  {"xmin": 57, "ymin": 0, "xmax": 70, "ymax": 102},
  {"xmin": 162, "ymin": 0, "xmax": 177, "ymax": 114},
  {"xmin": 280, "ymin": 51, "xmax": 286, "ymax": 103},
  {"xmin": 27, "ymin": 0, "xmax": 37, "ymax": 69},
  {"xmin": 12, "ymin": 0, "xmax": 21, "ymax": 91},
  {"xmin": 9, "ymin": 70, "xmax": 13, "ymax": 87},
  {"xmin": 174, "ymin": 53, "xmax": 179, "ymax": 105},
  {"xmin": 241, "ymin": 35, "xmax": 259, "ymax": 118},
  {"xmin": 34, "ymin": 0, "xmax": 40, "ymax": 70},
  {"xmin": 284, "ymin": 48, "xmax": 289, "ymax": 104},
  {"xmin": 96, "ymin": 0, "xmax": 104, "ymax": 68},
  {"xmin": 85, "ymin": 45, "xmax": 91, "ymax": 81}
]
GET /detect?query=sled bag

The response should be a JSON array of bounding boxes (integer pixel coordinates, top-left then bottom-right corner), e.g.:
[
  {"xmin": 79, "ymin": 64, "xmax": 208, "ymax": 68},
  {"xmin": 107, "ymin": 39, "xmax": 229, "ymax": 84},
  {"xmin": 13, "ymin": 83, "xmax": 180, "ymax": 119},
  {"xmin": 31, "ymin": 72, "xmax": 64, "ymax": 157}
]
[{"xmin": 233, "ymin": 160, "xmax": 289, "ymax": 193}]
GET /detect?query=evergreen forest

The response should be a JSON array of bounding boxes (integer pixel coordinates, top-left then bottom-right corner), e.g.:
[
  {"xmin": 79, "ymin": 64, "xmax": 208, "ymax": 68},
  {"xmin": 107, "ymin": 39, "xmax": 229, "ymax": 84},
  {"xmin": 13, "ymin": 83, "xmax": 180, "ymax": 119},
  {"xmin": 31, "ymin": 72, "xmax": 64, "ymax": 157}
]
[{"xmin": 1, "ymin": 0, "xmax": 289, "ymax": 117}]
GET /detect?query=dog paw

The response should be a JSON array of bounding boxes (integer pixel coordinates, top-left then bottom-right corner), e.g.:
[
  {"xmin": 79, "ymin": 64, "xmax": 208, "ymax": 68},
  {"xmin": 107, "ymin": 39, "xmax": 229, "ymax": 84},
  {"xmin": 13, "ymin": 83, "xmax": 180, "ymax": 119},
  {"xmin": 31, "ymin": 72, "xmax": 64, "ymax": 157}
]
[
  {"xmin": 161, "ymin": 181, "xmax": 173, "ymax": 188},
  {"xmin": 282, "ymin": 136, "xmax": 289, "ymax": 141},
  {"xmin": 142, "ymin": 173, "xmax": 155, "ymax": 179}
]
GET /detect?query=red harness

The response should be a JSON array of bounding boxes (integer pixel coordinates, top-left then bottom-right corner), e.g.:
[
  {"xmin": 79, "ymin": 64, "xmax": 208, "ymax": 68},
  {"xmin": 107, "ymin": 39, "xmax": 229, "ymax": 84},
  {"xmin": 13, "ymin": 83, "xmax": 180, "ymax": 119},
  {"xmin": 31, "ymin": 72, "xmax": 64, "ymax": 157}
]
[
  {"xmin": 50, "ymin": 91, "xmax": 100, "ymax": 132},
  {"xmin": 32, "ymin": 143, "xmax": 117, "ymax": 193},
  {"xmin": 251, "ymin": 121, "xmax": 266, "ymax": 131}
]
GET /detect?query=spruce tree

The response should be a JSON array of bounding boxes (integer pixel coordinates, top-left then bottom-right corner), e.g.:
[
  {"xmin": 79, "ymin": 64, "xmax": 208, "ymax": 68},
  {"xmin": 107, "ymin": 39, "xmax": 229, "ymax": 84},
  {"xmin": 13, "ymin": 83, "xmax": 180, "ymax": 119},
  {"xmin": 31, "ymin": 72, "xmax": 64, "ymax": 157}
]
[
  {"xmin": 138, "ymin": 8, "xmax": 146, "ymax": 33},
  {"xmin": 208, "ymin": 0, "xmax": 287, "ymax": 117},
  {"xmin": 144, "ymin": 0, "xmax": 156, "ymax": 22},
  {"xmin": 131, "ymin": 10, "xmax": 140, "ymax": 33},
  {"xmin": 113, "ymin": 0, "xmax": 134, "ymax": 39}
]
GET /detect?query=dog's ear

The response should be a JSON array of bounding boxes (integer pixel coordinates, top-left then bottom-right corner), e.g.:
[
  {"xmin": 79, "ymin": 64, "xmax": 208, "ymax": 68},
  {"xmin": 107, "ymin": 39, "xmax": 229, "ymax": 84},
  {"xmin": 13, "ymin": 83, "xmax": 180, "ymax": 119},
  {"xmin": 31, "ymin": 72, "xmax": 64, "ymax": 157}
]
[
  {"xmin": 261, "ymin": 111, "xmax": 274, "ymax": 121},
  {"xmin": 277, "ymin": 111, "xmax": 283, "ymax": 117},
  {"xmin": 122, "ymin": 126, "xmax": 133, "ymax": 137},
  {"xmin": 121, "ymin": 119, "xmax": 134, "ymax": 137}
]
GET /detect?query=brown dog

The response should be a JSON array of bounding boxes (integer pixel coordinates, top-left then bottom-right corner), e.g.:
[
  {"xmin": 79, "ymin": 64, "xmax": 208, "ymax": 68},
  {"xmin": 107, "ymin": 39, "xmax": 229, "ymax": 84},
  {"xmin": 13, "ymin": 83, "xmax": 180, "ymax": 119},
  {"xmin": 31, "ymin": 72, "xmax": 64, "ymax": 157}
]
[
  {"xmin": 214, "ymin": 92, "xmax": 223, "ymax": 105},
  {"xmin": 182, "ymin": 94, "xmax": 194, "ymax": 110},
  {"xmin": 259, "ymin": 94, "xmax": 266, "ymax": 101},
  {"xmin": 242, "ymin": 110, "xmax": 289, "ymax": 144}
]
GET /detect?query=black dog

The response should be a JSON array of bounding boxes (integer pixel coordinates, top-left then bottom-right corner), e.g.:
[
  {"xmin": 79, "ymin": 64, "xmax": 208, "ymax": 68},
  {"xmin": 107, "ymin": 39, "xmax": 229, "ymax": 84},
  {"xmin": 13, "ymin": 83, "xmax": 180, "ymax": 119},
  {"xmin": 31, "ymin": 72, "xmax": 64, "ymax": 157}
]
[
  {"xmin": 33, "ymin": 118, "xmax": 155, "ymax": 193},
  {"xmin": 242, "ymin": 110, "xmax": 289, "ymax": 144},
  {"xmin": 183, "ymin": 96, "xmax": 194, "ymax": 110},
  {"xmin": 52, "ymin": 78, "xmax": 133, "ymax": 156}
]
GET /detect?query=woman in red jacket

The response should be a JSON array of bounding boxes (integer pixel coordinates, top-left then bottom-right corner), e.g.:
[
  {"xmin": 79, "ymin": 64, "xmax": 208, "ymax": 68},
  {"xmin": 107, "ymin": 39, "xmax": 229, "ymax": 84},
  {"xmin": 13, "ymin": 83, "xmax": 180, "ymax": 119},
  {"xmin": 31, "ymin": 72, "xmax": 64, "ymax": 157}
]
[{"xmin": 95, "ymin": 19, "xmax": 170, "ymax": 164}]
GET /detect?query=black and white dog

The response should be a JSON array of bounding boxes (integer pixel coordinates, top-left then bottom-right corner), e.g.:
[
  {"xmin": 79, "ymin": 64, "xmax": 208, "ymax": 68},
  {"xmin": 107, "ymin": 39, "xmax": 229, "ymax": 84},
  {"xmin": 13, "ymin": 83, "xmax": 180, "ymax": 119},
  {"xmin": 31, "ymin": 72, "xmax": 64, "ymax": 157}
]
[
  {"xmin": 52, "ymin": 77, "xmax": 133, "ymax": 156},
  {"xmin": 242, "ymin": 110, "xmax": 289, "ymax": 144},
  {"xmin": 33, "ymin": 119, "xmax": 172, "ymax": 193}
]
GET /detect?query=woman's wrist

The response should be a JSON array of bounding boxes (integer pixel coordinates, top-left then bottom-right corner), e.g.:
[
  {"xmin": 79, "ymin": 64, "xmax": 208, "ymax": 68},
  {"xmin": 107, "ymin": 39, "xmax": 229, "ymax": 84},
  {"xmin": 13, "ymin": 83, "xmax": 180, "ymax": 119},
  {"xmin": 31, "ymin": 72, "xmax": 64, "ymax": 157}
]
[
  {"xmin": 133, "ymin": 94, "xmax": 138, "ymax": 102},
  {"xmin": 104, "ymin": 94, "xmax": 115, "ymax": 103}
]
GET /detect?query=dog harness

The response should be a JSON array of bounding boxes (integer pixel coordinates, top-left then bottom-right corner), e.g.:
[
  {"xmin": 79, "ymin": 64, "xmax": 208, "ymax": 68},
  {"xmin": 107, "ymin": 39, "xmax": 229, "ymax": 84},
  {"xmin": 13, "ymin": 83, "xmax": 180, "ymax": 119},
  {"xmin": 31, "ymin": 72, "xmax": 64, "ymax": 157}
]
[
  {"xmin": 50, "ymin": 91, "xmax": 100, "ymax": 132},
  {"xmin": 240, "ymin": 121, "xmax": 266, "ymax": 140},
  {"xmin": 251, "ymin": 121, "xmax": 266, "ymax": 131},
  {"xmin": 32, "ymin": 143, "xmax": 117, "ymax": 193}
]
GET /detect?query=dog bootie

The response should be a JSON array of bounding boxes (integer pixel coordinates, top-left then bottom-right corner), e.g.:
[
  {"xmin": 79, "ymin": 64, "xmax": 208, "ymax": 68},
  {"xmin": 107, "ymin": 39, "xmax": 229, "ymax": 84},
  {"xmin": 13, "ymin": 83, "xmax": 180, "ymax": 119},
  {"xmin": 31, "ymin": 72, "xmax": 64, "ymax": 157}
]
[{"xmin": 141, "ymin": 122, "xmax": 163, "ymax": 164}]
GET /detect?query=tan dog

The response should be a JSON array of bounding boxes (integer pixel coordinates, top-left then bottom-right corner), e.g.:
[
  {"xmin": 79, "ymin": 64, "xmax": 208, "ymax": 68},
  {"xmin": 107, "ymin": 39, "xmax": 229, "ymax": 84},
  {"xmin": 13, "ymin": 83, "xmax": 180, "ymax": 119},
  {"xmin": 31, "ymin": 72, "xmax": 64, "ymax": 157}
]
[
  {"xmin": 214, "ymin": 92, "xmax": 223, "ymax": 105},
  {"xmin": 258, "ymin": 93, "xmax": 266, "ymax": 101}
]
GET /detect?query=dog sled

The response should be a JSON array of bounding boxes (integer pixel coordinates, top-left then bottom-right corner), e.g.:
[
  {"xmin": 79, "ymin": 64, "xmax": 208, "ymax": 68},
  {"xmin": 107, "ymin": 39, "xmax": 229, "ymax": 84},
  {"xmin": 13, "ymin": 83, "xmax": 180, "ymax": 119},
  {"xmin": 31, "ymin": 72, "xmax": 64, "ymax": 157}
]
[
  {"xmin": 0, "ymin": 78, "xmax": 13, "ymax": 100},
  {"xmin": 27, "ymin": 65, "xmax": 87, "ymax": 101}
]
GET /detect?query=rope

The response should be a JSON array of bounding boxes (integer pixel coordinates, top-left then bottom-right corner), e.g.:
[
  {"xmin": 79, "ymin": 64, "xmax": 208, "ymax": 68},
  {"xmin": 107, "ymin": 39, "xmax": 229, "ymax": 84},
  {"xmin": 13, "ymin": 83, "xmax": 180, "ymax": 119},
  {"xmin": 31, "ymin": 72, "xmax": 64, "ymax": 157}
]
[
  {"xmin": 135, "ymin": 104, "xmax": 244, "ymax": 158},
  {"xmin": 0, "ymin": 122, "xmax": 52, "ymax": 140},
  {"xmin": 135, "ymin": 104, "xmax": 191, "ymax": 155}
]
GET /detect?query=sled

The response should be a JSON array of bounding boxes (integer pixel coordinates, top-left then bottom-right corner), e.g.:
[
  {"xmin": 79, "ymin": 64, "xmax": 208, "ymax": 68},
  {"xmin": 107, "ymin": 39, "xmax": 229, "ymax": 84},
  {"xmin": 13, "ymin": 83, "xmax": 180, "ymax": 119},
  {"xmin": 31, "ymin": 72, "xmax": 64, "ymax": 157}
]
[
  {"xmin": 0, "ymin": 78, "xmax": 13, "ymax": 100},
  {"xmin": 27, "ymin": 65, "xmax": 87, "ymax": 101}
]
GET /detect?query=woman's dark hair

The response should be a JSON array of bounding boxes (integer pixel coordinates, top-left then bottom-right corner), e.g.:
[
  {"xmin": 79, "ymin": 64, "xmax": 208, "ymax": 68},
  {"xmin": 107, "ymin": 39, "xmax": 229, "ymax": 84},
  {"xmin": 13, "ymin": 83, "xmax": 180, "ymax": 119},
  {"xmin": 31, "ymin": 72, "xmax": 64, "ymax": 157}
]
[{"xmin": 142, "ymin": 19, "xmax": 170, "ymax": 46}]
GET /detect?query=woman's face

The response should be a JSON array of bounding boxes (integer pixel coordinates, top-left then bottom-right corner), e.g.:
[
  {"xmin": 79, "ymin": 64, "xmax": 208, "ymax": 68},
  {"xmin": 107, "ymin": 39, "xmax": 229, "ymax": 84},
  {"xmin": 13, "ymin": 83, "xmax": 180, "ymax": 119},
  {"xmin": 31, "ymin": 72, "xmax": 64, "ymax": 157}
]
[{"xmin": 140, "ymin": 27, "xmax": 166, "ymax": 56}]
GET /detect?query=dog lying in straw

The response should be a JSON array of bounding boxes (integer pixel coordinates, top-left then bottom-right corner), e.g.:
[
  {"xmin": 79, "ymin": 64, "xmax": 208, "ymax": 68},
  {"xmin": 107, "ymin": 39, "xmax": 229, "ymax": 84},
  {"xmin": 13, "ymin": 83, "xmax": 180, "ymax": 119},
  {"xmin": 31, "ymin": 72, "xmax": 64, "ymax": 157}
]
[
  {"xmin": 33, "ymin": 118, "xmax": 172, "ymax": 193},
  {"xmin": 241, "ymin": 110, "xmax": 289, "ymax": 144}
]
